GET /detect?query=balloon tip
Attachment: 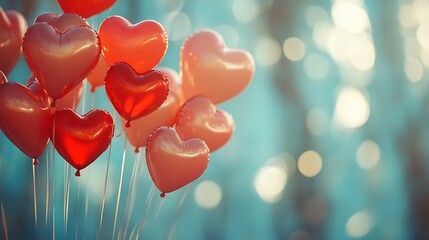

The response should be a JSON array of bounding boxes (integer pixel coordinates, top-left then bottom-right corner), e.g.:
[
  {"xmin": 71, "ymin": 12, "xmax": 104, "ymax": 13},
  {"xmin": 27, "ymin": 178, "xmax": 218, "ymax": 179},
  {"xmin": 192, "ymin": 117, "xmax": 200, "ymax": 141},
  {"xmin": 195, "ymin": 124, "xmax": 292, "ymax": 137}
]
[
  {"xmin": 50, "ymin": 100, "xmax": 56, "ymax": 108},
  {"xmin": 33, "ymin": 158, "xmax": 39, "ymax": 166},
  {"xmin": 75, "ymin": 170, "xmax": 81, "ymax": 177},
  {"xmin": 90, "ymin": 86, "xmax": 96, "ymax": 93},
  {"xmin": 134, "ymin": 147, "xmax": 139, "ymax": 153},
  {"xmin": 125, "ymin": 121, "xmax": 131, "ymax": 128},
  {"xmin": 160, "ymin": 193, "xmax": 166, "ymax": 198}
]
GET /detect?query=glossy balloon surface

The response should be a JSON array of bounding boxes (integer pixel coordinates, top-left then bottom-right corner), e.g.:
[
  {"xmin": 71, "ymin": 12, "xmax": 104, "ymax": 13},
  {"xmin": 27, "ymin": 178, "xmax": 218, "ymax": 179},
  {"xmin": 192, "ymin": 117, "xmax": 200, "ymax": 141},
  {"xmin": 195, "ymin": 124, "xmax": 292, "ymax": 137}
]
[
  {"xmin": 105, "ymin": 62, "xmax": 169, "ymax": 124},
  {"xmin": 87, "ymin": 53, "xmax": 109, "ymax": 92},
  {"xmin": 158, "ymin": 67, "xmax": 185, "ymax": 104},
  {"xmin": 34, "ymin": 12, "xmax": 89, "ymax": 32},
  {"xmin": 57, "ymin": 0, "xmax": 117, "ymax": 19},
  {"xmin": 0, "ymin": 8, "xmax": 27, "ymax": 76},
  {"xmin": 0, "ymin": 82, "xmax": 50, "ymax": 159},
  {"xmin": 51, "ymin": 109, "xmax": 114, "ymax": 172},
  {"xmin": 146, "ymin": 127, "xmax": 209, "ymax": 194},
  {"xmin": 180, "ymin": 30, "xmax": 254, "ymax": 104},
  {"xmin": 0, "ymin": 70, "xmax": 6, "ymax": 84},
  {"xmin": 99, "ymin": 16, "xmax": 167, "ymax": 73},
  {"xmin": 23, "ymin": 23, "xmax": 100, "ymax": 100},
  {"xmin": 176, "ymin": 96, "xmax": 234, "ymax": 152}
]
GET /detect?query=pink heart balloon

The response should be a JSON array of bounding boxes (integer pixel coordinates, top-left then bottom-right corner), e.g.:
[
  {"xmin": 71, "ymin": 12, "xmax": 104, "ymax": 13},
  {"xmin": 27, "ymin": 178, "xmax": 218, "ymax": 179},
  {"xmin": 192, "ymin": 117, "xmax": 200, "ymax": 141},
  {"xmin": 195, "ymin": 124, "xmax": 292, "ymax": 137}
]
[
  {"xmin": 146, "ymin": 127, "xmax": 209, "ymax": 196},
  {"xmin": 0, "ymin": 7, "xmax": 27, "ymax": 76},
  {"xmin": 180, "ymin": 30, "xmax": 254, "ymax": 104},
  {"xmin": 22, "ymin": 22, "xmax": 100, "ymax": 102},
  {"xmin": 34, "ymin": 12, "xmax": 90, "ymax": 32},
  {"xmin": 157, "ymin": 67, "xmax": 185, "ymax": 105},
  {"xmin": 0, "ymin": 82, "xmax": 51, "ymax": 164},
  {"xmin": 176, "ymin": 96, "xmax": 234, "ymax": 152},
  {"xmin": 121, "ymin": 86, "xmax": 181, "ymax": 153}
]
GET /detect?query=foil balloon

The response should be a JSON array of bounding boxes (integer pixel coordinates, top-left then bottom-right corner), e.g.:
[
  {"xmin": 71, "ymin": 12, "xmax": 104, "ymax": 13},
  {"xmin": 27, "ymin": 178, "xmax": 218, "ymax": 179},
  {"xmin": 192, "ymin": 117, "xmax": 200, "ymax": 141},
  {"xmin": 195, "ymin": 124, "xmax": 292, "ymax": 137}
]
[
  {"xmin": 57, "ymin": 0, "xmax": 117, "ymax": 19},
  {"xmin": 99, "ymin": 16, "xmax": 168, "ymax": 73},
  {"xmin": 0, "ymin": 82, "xmax": 51, "ymax": 165},
  {"xmin": 27, "ymin": 76, "xmax": 83, "ymax": 110},
  {"xmin": 0, "ymin": 7, "xmax": 27, "ymax": 76},
  {"xmin": 22, "ymin": 20, "xmax": 100, "ymax": 104},
  {"xmin": 176, "ymin": 96, "xmax": 235, "ymax": 152},
  {"xmin": 121, "ymin": 88, "xmax": 181, "ymax": 153},
  {"xmin": 0, "ymin": 70, "xmax": 6, "ymax": 84},
  {"xmin": 180, "ymin": 30, "xmax": 254, "ymax": 104},
  {"xmin": 87, "ymin": 54, "xmax": 109, "ymax": 92},
  {"xmin": 146, "ymin": 127, "xmax": 209, "ymax": 196},
  {"xmin": 105, "ymin": 62, "xmax": 169, "ymax": 127},
  {"xmin": 34, "ymin": 12, "xmax": 89, "ymax": 32},
  {"xmin": 51, "ymin": 109, "xmax": 114, "ymax": 176},
  {"xmin": 158, "ymin": 67, "xmax": 185, "ymax": 104}
]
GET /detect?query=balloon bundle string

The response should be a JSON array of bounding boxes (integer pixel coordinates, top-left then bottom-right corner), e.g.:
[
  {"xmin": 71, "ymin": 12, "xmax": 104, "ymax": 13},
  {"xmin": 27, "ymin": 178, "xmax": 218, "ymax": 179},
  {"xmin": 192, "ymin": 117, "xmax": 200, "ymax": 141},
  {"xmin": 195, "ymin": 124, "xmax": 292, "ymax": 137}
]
[
  {"xmin": 64, "ymin": 163, "xmax": 71, "ymax": 237},
  {"xmin": 166, "ymin": 188, "xmax": 190, "ymax": 240},
  {"xmin": 112, "ymin": 139, "xmax": 128, "ymax": 240},
  {"xmin": 129, "ymin": 184, "xmax": 155, "ymax": 240},
  {"xmin": 51, "ymin": 115, "xmax": 57, "ymax": 240},
  {"xmin": 44, "ymin": 152, "xmax": 49, "ymax": 232},
  {"xmin": 119, "ymin": 151, "xmax": 141, "ymax": 239},
  {"xmin": 32, "ymin": 164, "xmax": 38, "ymax": 230},
  {"xmin": 135, "ymin": 190, "xmax": 162, "ymax": 239},
  {"xmin": 1, "ymin": 200, "xmax": 8, "ymax": 240},
  {"xmin": 75, "ymin": 177, "xmax": 81, "ymax": 240}
]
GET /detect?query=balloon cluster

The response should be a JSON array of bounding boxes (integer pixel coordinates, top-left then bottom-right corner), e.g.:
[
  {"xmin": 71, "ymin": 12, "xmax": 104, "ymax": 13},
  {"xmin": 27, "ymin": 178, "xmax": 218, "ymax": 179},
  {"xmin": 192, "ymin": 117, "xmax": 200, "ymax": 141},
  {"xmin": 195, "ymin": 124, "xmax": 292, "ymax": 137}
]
[{"xmin": 0, "ymin": 2, "xmax": 254, "ymax": 197}]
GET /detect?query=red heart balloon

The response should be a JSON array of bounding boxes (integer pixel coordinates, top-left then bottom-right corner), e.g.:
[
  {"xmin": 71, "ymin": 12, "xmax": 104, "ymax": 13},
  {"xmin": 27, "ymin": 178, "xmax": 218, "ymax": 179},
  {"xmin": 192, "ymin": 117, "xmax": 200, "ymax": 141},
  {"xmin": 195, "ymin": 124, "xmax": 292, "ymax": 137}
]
[
  {"xmin": 146, "ymin": 127, "xmax": 209, "ymax": 196},
  {"xmin": 105, "ymin": 62, "xmax": 169, "ymax": 127},
  {"xmin": 22, "ymin": 22, "xmax": 100, "ymax": 102},
  {"xmin": 0, "ymin": 7, "xmax": 27, "ymax": 76},
  {"xmin": 0, "ymin": 70, "xmax": 6, "ymax": 84},
  {"xmin": 57, "ymin": 0, "xmax": 117, "ymax": 19},
  {"xmin": 176, "ymin": 96, "xmax": 235, "ymax": 152},
  {"xmin": 51, "ymin": 109, "xmax": 114, "ymax": 176},
  {"xmin": 99, "ymin": 16, "xmax": 168, "ymax": 73},
  {"xmin": 181, "ymin": 30, "xmax": 254, "ymax": 104},
  {"xmin": 0, "ymin": 82, "xmax": 51, "ymax": 164},
  {"xmin": 27, "ymin": 76, "xmax": 83, "ymax": 111},
  {"xmin": 34, "ymin": 12, "xmax": 89, "ymax": 32}
]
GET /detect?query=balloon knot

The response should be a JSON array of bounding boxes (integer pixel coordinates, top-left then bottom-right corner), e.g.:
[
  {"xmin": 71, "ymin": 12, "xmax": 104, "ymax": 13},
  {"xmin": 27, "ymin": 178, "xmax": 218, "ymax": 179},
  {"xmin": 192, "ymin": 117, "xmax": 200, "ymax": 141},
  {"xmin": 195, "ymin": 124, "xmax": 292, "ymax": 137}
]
[
  {"xmin": 134, "ymin": 147, "xmax": 139, "ymax": 153},
  {"xmin": 160, "ymin": 192, "xmax": 166, "ymax": 198},
  {"xmin": 75, "ymin": 170, "xmax": 81, "ymax": 177},
  {"xmin": 90, "ymin": 86, "xmax": 96, "ymax": 93},
  {"xmin": 125, "ymin": 121, "xmax": 131, "ymax": 128},
  {"xmin": 33, "ymin": 158, "xmax": 39, "ymax": 166},
  {"xmin": 50, "ymin": 100, "xmax": 56, "ymax": 108}
]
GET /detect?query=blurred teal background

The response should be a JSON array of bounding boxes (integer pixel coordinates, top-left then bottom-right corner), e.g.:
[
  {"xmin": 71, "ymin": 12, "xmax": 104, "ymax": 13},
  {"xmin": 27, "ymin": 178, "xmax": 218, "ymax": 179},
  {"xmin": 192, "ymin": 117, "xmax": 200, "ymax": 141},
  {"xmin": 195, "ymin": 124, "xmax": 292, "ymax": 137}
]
[{"xmin": 1, "ymin": 0, "xmax": 429, "ymax": 239}]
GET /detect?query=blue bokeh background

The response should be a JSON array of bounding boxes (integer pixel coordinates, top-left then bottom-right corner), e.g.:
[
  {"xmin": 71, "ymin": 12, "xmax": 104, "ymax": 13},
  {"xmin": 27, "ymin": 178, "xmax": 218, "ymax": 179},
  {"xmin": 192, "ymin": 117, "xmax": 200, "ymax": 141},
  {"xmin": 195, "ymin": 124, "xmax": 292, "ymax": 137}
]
[{"xmin": 1, "ymin": 0, "xmax": 428, "ymax": 239}]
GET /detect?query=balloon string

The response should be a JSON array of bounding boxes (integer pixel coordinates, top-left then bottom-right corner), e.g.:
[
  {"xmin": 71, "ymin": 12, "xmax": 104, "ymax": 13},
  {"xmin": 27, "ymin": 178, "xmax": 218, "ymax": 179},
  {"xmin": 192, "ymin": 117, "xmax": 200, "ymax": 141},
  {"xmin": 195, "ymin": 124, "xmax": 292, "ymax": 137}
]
[
  {"xmin": 45, "ymin": 152, "xmax": 49, "ymax": 231},
  {"xmin": 166, "ymin": 188, "xmax": 190, "ymax": 240},
  {"xmin": 119, "ymin": 151, "xmax": 140, "ymax": 239},
  {"xmin": 52, "ymin": 114, "xmax": 57, "ymax": 240},
  {"xmin": 135, "ymin": 184, "xmax": 155, "ymax": 238},
  {"xmin": 91, "ymin": 89, "xmax": 96, "ymax": 110},
  {"xmin": 1, "ymin": 200, "xmax": 8, "ymax": 240},
  {"xmin": 64, "ymin": 164, "xmax": 71, "ymax": 237},
  {"xmin": 75, "ymin": 177, "xmax": 81, "ymax": 240},
  {"xmin": 80, "ymin": 79, "xmax": 88, "ymax": 114},
  {"xmin": 136, "ymin": 191, "xmax": 160, "ymax": 239},
  {"xmin": 32, "ymin": 164, "xmax": 38, "ymax": 230},
  {"xmin": 84, "ymin": 166, "xmax": 92, "ymax": 220},
  {"xmin": 112, "ymin": 139, "xmax": 128, "ymax": 240},
  {"xmin": 96, "ymin": 133, "xmax": 114, "ymax": 240}
]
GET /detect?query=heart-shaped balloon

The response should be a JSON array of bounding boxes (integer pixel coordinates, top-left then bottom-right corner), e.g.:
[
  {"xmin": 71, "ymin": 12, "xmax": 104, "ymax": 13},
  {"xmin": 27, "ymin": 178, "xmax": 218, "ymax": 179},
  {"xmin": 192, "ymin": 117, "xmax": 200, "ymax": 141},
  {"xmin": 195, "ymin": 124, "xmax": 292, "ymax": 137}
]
[
  {"xmin": 121, "ymin": 87, "xmax": 181, "ymax": 152},
  {"xmin": 105, "ymin": 62, "xmax": 169, "ymax": 127},
  {"xmin": 57, "ymin": 0, "xmax": 117, "ymax": 19},
  {"xmin": 0, "ymin": 82, "xmax": 51, "ymax": 164},
  {"xmin": 0, "ymin": 7, "xmax": 27, "ymax": 76},
  {"xmin": 181, "ymin": 30, "xmax": 254, "ymax": 104},
  {"xmin": 99, "ymin": 16, "xmax": 168, "ymax": 73},
  {"xmin": 34, "ymin": 12, "xmax": 89, "ymax": 32},
  {"xmin": 176, "ymin": 96, "xmax": 235, "ymax": 152},
  {"xmin": 0, "ymin": 70, "xmax": 6, "ymax": 84},
  {"xmin": 51, "ymin": 109, "xmax": 114, "ymax": 176},
  {"xmin": 87, "ymin": 53, "xmax": 109, "ymax": 92},
  {"xmin": 146, "ymin": 127, "xmax": 209, "ymax": 196},
  {"xmin": 22, "ymin": 22, "xmax": 100, "ymax": 103},
  {"xmin": 27, "ymin": 76, "xmax": 83, "ymax": 110},
  {"xmin": 158, "ymin": 67, "xmax": 185, "ymax": 105}
]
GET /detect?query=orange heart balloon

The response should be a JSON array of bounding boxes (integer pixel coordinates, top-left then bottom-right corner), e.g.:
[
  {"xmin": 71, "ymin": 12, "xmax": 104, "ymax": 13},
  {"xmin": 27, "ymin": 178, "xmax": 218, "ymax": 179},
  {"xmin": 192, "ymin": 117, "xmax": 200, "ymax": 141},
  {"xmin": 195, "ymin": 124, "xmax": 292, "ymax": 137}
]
[
  {"xmin": 87, "ymin": 53, "xmax": 109, "ymax": 92},
  {"xmin": 121, "ymin": 88, "xmax": 181, "ymax": 153},
  {"xmin": 22, "ymin": 22, "xmax": 100, "ymax": 103},
  {"xmin": 57, "ymin": 0, "xmax": 117, "ymax": 19},
  {"xmin": 176, "ymin": 96, "xmax": 235, "ymax": 152},
  {"xmin": 27, "ymin": 76, "xmax": 83, "ymax": 111},
  {"xmin": 0, "ymin": 70, "xmax": 6, "ymax": 84},
  {"xmin": 0, "ymin": 82, "xmax": 51, "ymax": 165},
  {"xmin": 105, "ymin": 62, "xmax": 169, "ymax": 127},
  {"xmin": 146, "ymin": 127, "xmax": 209, "ymax": 196},
  {"xmin": 181, "ymin": 30, "xmax": 254, "ymax": 104},
  {"xmin": 99, "ymin": 16, "xmax": 168, "ymax": 73},
  {"xmin": 34, "ymin": 12, "xmax": 89, "ymax": 32},
  {"xmin": 0, "ymin": 7, "xmax": 27, "ymax": 76},
  {"xmin": 51, "ymin": 109, "xmax": 114, "ymax": 176}
]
